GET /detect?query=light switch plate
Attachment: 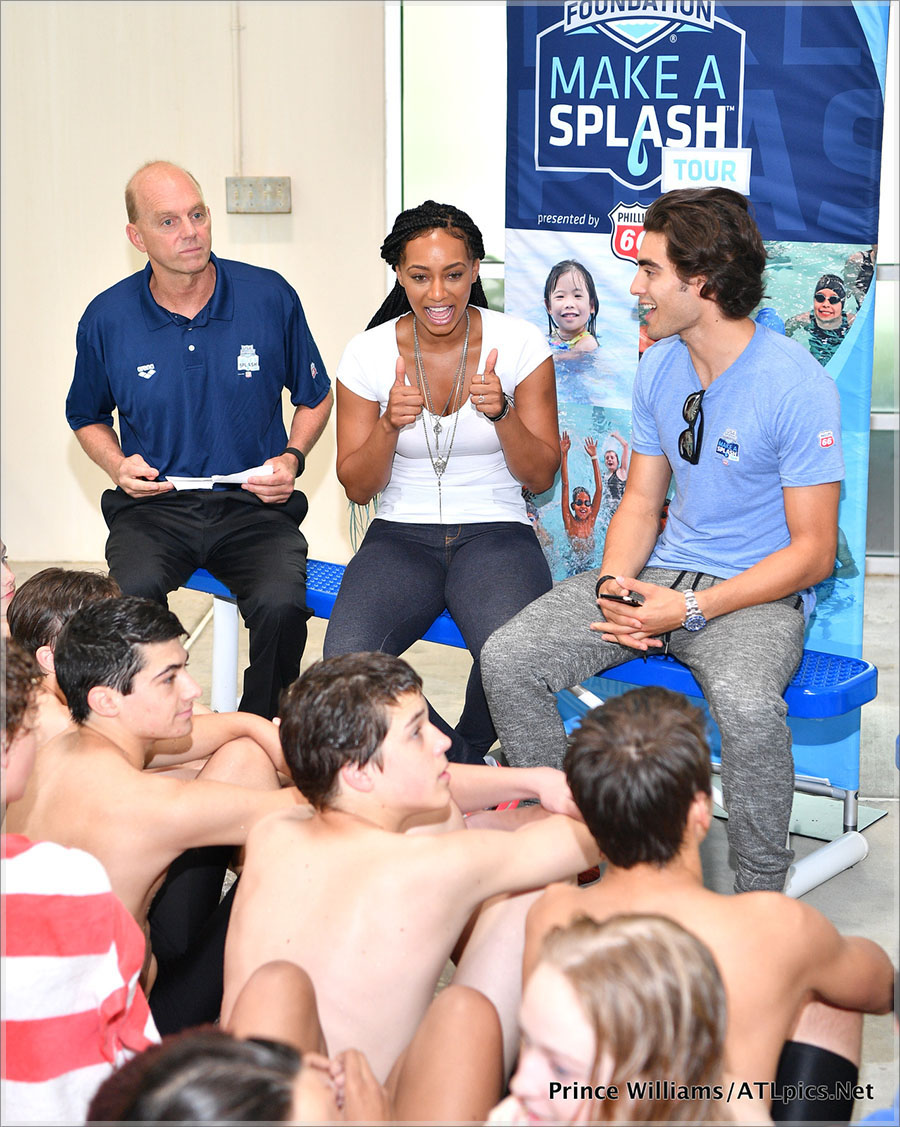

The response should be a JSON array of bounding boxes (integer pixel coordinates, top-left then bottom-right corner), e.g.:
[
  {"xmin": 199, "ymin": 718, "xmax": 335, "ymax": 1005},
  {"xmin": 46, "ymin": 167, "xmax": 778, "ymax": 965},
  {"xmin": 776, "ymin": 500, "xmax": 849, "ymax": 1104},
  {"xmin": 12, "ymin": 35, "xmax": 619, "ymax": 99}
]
[{"xmin": 225, "ymin": 176, "xmax": 292, "ymax": 213}]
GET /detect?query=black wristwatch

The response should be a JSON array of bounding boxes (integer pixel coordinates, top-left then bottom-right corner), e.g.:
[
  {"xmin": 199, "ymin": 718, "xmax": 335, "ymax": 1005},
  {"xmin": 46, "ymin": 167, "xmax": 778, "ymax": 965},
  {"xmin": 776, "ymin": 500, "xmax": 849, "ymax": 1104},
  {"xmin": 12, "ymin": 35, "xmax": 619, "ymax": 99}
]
[
  {"xmin": 281, "ymin": 447, "xmax": 305, "ymax": 476},
  {"xmin": 485, "ymin": 394, "xmax": 512, "ymax": 423}
]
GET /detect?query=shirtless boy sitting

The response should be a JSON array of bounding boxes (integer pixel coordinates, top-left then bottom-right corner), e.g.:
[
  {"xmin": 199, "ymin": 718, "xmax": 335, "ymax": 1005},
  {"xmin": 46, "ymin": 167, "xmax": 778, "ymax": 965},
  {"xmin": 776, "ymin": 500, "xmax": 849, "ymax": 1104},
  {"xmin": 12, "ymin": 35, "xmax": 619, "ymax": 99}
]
[
  {"xmin": 523, "ymin": 687, "xmax": 895, "ymax": 1124},
  {"xmin": 222, "ymin": 651, "xmax": 599, "ymax": 1088},
  {"xmin": 7, "ymin": 566, "xmax": 288, "ymax": 781},
  {"xmin": 5, "ymin": 595, "xmax": 303, "ymax": 1033},
  {"xmin": 6, "ymin": 569, "xmax": 297, "ymax": 1035}
]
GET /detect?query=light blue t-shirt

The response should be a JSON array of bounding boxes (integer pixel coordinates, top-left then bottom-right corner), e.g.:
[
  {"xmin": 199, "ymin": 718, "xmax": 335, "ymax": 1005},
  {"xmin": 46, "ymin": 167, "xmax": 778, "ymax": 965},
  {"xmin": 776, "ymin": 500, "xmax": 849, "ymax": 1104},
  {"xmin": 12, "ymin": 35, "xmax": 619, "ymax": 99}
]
[{"xmin": 632, "ymin": 323, "xmax": 844, "ymax": 579}]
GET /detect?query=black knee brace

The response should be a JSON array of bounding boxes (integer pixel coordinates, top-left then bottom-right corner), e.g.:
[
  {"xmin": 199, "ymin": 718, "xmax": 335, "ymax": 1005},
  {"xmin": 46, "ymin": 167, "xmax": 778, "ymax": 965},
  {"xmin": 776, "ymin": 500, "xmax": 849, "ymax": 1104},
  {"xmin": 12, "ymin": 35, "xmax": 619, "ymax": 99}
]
[{"xmin": 770, "ymin": 1040, "xmax": 859, "ymax": 1124}]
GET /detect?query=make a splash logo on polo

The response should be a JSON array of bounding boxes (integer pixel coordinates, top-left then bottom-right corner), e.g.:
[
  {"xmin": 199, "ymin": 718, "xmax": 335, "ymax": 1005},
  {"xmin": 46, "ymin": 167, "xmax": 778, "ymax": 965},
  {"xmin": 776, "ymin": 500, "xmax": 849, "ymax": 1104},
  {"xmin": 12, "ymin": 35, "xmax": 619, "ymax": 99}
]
[{"xmin": 534, "ymin": 1, "xmax": 745, "ymax": 189}]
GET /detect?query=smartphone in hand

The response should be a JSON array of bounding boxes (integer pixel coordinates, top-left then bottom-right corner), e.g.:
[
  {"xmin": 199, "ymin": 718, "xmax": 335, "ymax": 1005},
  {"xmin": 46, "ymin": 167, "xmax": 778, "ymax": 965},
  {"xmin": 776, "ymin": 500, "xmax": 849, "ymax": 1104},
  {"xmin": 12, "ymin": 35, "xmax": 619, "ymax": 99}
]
[{"xmin": 598, "ymin": 592, "xmax": 643, "ymax": 606}]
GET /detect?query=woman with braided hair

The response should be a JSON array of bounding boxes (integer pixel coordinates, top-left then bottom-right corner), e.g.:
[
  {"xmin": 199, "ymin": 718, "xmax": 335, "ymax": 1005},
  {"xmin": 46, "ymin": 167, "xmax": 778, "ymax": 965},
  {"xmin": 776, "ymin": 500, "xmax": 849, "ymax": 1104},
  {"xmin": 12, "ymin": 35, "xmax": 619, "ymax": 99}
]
[{"xmin": 323, "ymin": 201, "xmax": 560, "ymax": 764}]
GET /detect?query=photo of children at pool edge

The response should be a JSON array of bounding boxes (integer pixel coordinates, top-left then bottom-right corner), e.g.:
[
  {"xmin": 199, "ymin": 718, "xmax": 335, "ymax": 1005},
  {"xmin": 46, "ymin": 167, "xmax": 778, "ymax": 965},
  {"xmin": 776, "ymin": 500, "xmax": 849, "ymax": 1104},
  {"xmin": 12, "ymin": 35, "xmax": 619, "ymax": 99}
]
[
  {"xmin": 529, "ymin": 405, "xmax": 633, "ymax": 581},
  {"xmin": 560, "ymin": 431, "xmax": 603, "ymax": 553}
]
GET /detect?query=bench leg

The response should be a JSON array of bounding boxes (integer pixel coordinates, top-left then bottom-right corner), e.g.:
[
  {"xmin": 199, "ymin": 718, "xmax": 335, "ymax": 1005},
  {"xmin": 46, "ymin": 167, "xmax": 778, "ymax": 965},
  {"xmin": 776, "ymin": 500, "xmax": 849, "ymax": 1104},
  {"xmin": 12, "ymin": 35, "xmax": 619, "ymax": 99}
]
[
  {"xmin": 210, "ymin": 596, "xmax": 240, "ymax": 713},
  {"xmin": 783, "ymin": 831, "xmax": 869, "ymax": 899},
  {"xmin": 842, "ymin": 791, "xmax": 859, "ymax": 833}
]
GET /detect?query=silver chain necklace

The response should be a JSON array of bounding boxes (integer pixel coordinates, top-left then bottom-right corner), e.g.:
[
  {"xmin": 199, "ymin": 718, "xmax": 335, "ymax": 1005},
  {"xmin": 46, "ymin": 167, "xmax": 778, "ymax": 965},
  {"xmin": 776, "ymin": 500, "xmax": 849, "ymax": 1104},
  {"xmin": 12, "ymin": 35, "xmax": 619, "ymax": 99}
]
[{"xmin": 412, "ymin": 310, "xmax": 470, "ymax": 520}]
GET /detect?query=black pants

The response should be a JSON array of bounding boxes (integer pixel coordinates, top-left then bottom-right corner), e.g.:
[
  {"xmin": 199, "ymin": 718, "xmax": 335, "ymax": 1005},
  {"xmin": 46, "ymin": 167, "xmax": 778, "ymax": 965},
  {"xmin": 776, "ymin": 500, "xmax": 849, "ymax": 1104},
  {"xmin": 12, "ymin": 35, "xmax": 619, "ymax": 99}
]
[
  {"xmin": 147, "ymin": 846, "xmax": 238, "ymax": 1034},
  {"xmin": 323, "ymin": 519, "xmax": 553, "ymax": 764},
  {"xmin": 102, "ymin": 488, "xmax": 311, "ymax": 719}
]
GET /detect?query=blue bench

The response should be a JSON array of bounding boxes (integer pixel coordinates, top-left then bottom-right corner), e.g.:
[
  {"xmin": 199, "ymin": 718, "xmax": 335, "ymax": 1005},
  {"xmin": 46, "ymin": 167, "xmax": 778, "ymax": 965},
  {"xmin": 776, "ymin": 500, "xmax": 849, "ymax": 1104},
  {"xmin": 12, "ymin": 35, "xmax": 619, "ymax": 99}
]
[
  {"xmin": 555, "ymin": 648, "xmax": 876, "ymax": 819},
  {"xmin": 184, "ymin": 560, "xmax": 465, "ymax": 711},
  {"xmin": 185, "ymin": 557, "xmax": 875, "ymax": 730},
  {"xmin": 579, "ymin": 650, "xmax": 877, "ymax": 721},
  {"xmin": 301, "ymin": 559, "xmax": 466, "ymax": 648},
  {"xmin": 182, "ymin": 560, "xmax": 878, "ymax": 896},
  {"xmin": 554, "ymin": 651, "xmax": 878, "ymax": 898}
]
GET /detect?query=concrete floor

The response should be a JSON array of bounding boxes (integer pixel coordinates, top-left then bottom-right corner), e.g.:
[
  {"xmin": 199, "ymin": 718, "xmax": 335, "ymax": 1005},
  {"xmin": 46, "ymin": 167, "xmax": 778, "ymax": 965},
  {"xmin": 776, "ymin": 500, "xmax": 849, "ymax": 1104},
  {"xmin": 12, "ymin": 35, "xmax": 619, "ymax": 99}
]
[{"xmin": 9, "ymin": 560, "xmax": 899, "ymax": 1118}]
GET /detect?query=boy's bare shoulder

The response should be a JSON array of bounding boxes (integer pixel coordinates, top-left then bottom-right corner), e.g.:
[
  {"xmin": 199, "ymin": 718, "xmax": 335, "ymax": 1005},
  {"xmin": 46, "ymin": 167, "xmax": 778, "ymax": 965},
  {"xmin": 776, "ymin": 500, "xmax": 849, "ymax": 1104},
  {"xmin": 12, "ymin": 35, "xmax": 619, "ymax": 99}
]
[
  {"xmin": 526, "ymin": 881, "xmax": 582, "ymax": 932},
  {"xmin": 732, "ymin": 889, "xmax": 827, "ymax": 942},
  {"xmin": 43, "ymin": 724, "xmax": 133, "ymax": 769},
  {"xmin": 398, "ymin": 822, "xmax": 520, "ymax": 877},
  {"xmin": 677, "ymin": 889, "xmax": 827, "ymax": 976},
  {"xmin": 714, "ymin": 889, "xmax": 797, "ymax": 927},
  {"xmin": 244, "ymin": 801, "xmax": 317, "ymax": 849}
]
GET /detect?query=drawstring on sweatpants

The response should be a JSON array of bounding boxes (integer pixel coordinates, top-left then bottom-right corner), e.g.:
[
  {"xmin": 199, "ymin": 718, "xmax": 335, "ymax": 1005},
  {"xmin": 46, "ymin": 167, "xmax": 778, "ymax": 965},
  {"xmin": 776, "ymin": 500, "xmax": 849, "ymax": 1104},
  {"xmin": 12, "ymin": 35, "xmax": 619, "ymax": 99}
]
[{"xmin": 652, "ymin": 570, "xmax": 707, "ymax": 660}]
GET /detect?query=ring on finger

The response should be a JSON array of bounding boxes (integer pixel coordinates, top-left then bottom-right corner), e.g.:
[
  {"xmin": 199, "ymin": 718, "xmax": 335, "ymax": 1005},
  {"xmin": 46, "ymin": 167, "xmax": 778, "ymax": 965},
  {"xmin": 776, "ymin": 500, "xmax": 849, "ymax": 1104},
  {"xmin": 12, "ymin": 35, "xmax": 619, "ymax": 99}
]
[{"xmin": 479, "ymin": 394, "xmax": 485, "ymax": 403}]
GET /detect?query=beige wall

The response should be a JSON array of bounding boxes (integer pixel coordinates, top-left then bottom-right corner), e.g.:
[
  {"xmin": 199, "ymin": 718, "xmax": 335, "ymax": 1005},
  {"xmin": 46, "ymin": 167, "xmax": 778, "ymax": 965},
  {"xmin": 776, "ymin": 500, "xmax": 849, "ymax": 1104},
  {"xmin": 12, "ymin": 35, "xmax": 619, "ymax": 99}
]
[{"xmin": 0, "ymin": 0, "xmax": 386, "ymax": 564}]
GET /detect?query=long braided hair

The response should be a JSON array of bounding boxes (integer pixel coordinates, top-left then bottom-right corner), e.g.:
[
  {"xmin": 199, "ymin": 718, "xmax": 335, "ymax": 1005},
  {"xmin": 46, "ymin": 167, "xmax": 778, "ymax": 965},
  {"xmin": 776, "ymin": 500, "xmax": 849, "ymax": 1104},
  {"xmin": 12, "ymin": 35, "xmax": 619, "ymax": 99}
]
[{"xmin": 366, "ymin": 200, "xmax": 490, "ymax": 329}]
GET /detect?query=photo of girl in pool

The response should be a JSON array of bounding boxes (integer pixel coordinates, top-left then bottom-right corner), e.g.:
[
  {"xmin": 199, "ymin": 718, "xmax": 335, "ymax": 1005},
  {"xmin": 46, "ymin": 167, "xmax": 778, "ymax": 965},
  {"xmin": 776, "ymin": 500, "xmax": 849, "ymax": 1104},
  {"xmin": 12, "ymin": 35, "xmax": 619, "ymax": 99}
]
[{"xmin": 544, "ymin": 260, "xmax": 599, "ymax": 353}]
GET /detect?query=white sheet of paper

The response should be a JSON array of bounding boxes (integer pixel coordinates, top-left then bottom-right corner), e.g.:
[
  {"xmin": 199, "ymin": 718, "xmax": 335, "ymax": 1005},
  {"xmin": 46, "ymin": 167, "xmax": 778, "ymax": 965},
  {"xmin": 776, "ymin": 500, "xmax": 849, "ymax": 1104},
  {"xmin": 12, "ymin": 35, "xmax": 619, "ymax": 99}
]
[
  {"xmin": 166, "ymin": 477, "xmax": 215, "ymax": 491},
  {"xmin": 166, "ymin": 464, "xmax": 274, "ymax": 490}
]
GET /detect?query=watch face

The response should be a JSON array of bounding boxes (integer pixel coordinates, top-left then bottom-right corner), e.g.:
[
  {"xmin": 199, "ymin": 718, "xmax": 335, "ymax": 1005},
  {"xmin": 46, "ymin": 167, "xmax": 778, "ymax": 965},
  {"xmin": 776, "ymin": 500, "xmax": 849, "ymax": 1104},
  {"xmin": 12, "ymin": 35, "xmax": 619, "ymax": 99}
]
[{"xmin": 682, "ymin": 590, "xmax": 705, "ymax": 631}]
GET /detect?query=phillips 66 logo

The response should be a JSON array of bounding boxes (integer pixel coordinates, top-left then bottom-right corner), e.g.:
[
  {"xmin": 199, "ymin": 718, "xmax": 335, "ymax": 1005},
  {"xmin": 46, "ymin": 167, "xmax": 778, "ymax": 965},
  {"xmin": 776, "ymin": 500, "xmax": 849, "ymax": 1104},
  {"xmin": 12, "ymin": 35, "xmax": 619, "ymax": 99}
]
[{"xmin": 608, "ymin": 204, "xmax": 647, "ymax": 263}]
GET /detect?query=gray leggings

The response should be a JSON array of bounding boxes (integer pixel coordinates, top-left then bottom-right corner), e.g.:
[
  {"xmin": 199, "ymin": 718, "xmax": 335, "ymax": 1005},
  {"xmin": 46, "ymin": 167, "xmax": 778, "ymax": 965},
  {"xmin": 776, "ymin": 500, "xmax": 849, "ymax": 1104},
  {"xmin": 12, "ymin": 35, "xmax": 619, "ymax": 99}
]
[{"xmin": 480, "ymin": 567, "xmax": 805, "ymax": 892}]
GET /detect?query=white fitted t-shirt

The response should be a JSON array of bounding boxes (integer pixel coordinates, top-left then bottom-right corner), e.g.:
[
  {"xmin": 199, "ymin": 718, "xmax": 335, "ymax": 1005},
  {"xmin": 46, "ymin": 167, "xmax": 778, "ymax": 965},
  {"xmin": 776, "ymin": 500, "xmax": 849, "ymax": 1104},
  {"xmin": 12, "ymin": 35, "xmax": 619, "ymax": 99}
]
[{"xmin": 336, "ymin": 306, "xmax": 552, "ymax": 524}]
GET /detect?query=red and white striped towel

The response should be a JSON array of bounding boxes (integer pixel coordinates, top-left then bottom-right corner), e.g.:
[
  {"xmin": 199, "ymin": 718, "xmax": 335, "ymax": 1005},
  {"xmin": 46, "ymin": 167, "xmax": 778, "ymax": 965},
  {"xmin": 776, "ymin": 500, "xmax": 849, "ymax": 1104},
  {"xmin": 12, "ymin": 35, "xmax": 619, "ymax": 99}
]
[{"xmin": 1, "ymin": 835, "xmax": 158, "ymax": 1124}]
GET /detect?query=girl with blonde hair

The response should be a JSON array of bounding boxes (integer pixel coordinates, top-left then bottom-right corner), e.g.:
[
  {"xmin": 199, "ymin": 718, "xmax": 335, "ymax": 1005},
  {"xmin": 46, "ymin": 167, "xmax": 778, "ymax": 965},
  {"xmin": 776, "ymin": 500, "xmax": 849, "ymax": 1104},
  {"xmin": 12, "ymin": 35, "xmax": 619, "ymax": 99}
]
[{"xmin": 493, "ymin": 914, "xmax": 731, "ymax": 1124}]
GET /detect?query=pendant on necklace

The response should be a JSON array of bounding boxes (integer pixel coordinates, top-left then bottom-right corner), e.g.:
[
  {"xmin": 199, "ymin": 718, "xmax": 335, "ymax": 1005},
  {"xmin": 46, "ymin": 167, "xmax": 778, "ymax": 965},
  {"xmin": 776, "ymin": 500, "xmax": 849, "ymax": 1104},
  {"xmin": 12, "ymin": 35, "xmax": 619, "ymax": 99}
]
[
  {"xmin": 433, "ymin": 419, "xmax": 443, "ymax": 438},
  {"xmin": 433, "ymin": 456, "xmax": 447, "ymax": 475}
]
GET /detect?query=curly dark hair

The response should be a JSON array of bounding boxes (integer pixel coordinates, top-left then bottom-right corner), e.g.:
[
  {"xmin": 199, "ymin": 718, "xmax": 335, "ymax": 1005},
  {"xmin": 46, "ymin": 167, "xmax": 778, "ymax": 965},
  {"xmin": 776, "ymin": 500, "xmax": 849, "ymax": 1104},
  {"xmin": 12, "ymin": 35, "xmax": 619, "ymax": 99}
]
[
  {"xmin": 367, "ymin": 200, "xmax": 490, "ymax": 328},
  {"xmin": 642, "ymin": 188, "xmax": 767, "ymax": 319},
  {"xmin": 3, "ymin": 639, "xmax": 41, "ymax": 743},
  {"xmin": 278, "ymin": 652, "xmax": 423, "ymax": 809}
]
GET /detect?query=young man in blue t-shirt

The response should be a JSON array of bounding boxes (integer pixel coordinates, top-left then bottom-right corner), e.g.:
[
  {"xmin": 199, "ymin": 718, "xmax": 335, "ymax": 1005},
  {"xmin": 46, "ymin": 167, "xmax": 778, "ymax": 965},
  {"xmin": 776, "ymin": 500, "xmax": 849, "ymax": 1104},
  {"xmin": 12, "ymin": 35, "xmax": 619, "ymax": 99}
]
[
  {"xmin": 482, "ymin": 187, "xmax": 843, "ymax": 894},
  {"xmin": 66, "ymin": 161, "xmax": 333, "ymax": 719}
]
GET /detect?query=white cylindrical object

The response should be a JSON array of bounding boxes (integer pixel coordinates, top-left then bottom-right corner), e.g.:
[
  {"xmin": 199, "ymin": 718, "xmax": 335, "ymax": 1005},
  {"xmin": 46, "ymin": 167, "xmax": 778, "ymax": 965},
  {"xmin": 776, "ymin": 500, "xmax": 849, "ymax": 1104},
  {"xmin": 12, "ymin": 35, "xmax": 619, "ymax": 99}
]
[
  {"xmin": 784, "ymin": 831, "xmax": 869, "ymax": 899},
  {"xmin": 572, "ymin": 686, "xmax": 604, "ymax": 709},
  {"xmin": 211, "ymin": 596, "xmax": 240, "ymax": 713}
]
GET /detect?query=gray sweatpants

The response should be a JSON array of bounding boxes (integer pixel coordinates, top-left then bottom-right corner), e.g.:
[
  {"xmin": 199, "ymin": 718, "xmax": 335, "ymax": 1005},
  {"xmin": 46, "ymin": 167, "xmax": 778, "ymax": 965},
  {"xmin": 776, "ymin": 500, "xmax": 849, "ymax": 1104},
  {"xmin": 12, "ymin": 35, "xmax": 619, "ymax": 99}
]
[{"xmin": 480, "ymin": 567, "xmax": 806, "ymax": 893}]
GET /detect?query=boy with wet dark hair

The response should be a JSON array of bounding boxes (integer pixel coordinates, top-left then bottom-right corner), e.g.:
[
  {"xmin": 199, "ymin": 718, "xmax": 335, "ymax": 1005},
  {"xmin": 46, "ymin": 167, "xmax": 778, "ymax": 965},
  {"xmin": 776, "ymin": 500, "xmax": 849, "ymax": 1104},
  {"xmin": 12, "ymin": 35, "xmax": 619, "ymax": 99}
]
[
  {"xmin": 564, "ymin": 683, "xmax": 712, "ymax": 868},
  {"xmin": 53, "ymin": 594, "xmax": 185, "ymax": 721},
  {"xmin": 6, "ymin": 596, "xmax": 303, "ymax": 1036},
  {"xmin": 2, "ymin": 637, "xmax": 159, "ymax": 1122},
  {"xmin": 7, "ymin": 564, "xmax": 288, "ymax": 775},
  {"xmin": 279, "ymin": 650, "xmax": 425, "ymax": 808},
  {"xmin": 524, "ymin": 686, "xmax": 895, "ymax": 1124},
  {"xmin": 8, "ymin": 567, "xmax": 123, "ymax": 746},
  {"xmin": 281, "ymin": 650, "xmax": 580, "ymax": 822},
  {"xmin": 224, "ymin": 651, "xmax": 599, "ymax": 1085}
]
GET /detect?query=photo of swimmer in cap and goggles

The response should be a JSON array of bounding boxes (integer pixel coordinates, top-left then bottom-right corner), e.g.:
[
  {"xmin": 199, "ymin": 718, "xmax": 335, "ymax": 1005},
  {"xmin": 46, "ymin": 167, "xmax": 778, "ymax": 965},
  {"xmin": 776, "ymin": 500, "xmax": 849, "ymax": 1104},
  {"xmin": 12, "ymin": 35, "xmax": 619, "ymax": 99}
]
[{"xmin": 785, "ymin": 273, "xmax": 855, "ymax": 364}]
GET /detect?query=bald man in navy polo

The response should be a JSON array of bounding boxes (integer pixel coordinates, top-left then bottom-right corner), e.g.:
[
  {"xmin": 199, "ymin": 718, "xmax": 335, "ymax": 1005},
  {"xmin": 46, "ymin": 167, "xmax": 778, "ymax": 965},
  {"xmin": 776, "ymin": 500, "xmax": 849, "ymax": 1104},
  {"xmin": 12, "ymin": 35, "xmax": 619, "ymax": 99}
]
[{"xmin": 66, "ymin": 161, "xmax": 333, "ymax": 718}]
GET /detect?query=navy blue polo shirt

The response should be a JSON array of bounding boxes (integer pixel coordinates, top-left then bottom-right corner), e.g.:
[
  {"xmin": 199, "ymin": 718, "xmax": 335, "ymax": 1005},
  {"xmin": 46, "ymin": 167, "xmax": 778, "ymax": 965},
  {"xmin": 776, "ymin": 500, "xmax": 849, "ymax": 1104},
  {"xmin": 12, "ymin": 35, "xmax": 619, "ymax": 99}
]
[{"xmin": 66, "ymin": 253, "xmax": 330, "ymax": 479}]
